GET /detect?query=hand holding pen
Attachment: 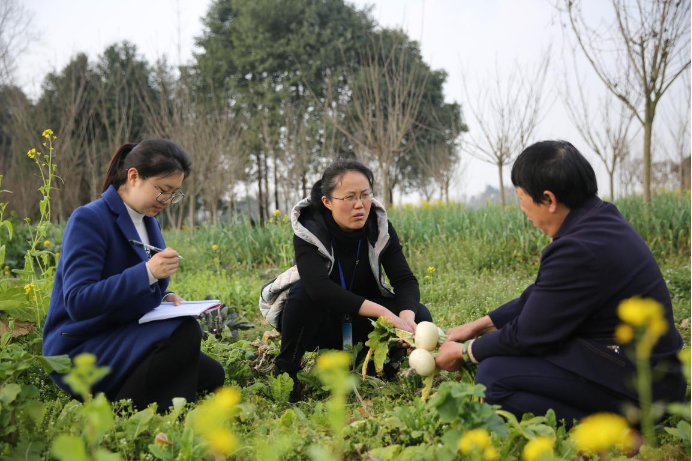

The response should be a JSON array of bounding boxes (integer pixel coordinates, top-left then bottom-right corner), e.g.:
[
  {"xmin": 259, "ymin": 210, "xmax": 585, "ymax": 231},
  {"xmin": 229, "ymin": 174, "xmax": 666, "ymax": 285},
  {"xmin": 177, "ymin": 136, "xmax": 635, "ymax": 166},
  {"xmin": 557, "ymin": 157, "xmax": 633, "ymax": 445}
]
[{"xmin": 130, "ymin": 240, "xmax": 183, "ymax": 279}]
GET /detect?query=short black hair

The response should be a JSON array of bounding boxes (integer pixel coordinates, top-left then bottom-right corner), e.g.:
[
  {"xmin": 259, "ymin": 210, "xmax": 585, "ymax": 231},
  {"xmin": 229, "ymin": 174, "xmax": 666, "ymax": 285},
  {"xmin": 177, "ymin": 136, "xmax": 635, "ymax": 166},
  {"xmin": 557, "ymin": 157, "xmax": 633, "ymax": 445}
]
[{"xmin": 511, "ymin": 140, "xmax": 597, "ymax": 209}]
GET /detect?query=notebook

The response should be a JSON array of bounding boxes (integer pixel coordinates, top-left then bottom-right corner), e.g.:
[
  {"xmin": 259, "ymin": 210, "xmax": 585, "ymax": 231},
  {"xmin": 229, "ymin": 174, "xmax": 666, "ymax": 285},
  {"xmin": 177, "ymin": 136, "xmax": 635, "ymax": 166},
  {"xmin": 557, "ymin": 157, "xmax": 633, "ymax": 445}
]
[{"xmin": 138, "ymin": 300, "xmax": 222, "ymax": 324}]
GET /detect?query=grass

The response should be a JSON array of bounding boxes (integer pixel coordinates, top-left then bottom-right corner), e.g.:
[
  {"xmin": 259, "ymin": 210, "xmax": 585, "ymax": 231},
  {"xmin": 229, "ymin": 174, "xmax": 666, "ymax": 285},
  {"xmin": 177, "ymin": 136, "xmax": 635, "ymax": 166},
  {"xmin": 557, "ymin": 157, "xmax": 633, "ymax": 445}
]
[{"xmin": 2, "ymin": 192, "xmax": 690, "ymax": 460}]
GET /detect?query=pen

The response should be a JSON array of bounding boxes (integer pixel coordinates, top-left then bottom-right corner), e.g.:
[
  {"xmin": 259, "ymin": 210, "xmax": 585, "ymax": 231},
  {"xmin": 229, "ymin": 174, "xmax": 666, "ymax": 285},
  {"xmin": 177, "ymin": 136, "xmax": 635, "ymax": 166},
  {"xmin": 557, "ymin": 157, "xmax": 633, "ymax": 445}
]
[{"xmin": 129, "ymin": 239, "xmax": 183, "ymax": 259}]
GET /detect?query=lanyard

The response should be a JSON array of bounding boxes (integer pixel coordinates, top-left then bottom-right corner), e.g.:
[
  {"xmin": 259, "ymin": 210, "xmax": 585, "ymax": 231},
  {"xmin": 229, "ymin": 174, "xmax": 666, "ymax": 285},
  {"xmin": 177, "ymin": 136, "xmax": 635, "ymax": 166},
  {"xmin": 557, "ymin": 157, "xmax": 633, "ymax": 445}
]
[{"xmin": 333, "ymin": 238, "xmax": 362, "ymax": 293}]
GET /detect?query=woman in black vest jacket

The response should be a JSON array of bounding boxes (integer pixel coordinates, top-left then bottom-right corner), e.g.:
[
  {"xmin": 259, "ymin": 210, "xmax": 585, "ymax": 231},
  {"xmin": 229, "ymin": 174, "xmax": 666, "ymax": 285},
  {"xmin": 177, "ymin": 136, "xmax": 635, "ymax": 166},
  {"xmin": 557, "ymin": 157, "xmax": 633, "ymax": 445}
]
[{"xmin": 275, "ymin": 160, "xmax": 432, "ymax": 380}]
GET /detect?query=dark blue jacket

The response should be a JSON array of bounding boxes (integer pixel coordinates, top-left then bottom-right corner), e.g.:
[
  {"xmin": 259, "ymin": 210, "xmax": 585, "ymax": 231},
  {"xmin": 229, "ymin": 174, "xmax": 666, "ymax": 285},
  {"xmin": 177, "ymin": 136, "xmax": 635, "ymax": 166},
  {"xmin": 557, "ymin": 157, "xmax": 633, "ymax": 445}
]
[
  {"xmin": 473, "ymin": 196, "xmax": 685, "ymax": 402},
  {"xmin": 43, "ymin": 186, "xmax": 184, "ymax": 396}
]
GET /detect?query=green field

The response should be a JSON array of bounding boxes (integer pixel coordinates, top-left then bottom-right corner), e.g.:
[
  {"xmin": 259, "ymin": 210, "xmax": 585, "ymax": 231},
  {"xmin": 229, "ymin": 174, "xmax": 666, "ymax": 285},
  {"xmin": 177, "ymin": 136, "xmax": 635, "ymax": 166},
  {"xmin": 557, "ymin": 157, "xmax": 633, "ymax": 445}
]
[{"xmin": 1, "ymin": 193, "xmax": 690, "ymax": 460}]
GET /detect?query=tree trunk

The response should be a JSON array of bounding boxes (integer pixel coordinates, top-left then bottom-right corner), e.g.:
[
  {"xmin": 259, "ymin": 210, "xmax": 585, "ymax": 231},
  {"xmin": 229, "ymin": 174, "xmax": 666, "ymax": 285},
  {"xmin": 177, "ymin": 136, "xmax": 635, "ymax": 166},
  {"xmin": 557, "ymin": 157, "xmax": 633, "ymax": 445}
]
[
  {"xmin": 498, "ymin": 162, "xmax": 506, "ymax": 209},
  {"xmin": 188, "ymin": 176, "xmax": 195, "ymax": 227},
  {"xmin": 609, "ymin": 169, "xmax": 615, "ymax": 201},
  {"xmin": 643, "ymin": 103, "xmax": 653, "ymax": 203},
  {"xmin": 257, "ymin": 152, "xmax": 265, "ymax": 224},
  {"xmin": 274, "ymin": 153, "xmax": 280, "ymax": 212}
]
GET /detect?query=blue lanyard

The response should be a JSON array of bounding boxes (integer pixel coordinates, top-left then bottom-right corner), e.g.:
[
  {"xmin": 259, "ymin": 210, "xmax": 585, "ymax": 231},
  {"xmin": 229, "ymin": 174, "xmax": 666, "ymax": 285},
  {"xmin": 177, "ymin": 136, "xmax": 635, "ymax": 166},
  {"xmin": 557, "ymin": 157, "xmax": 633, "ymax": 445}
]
[{"xmin": 332, "ymin": 238, "xmax": 362, "ymax": 293}]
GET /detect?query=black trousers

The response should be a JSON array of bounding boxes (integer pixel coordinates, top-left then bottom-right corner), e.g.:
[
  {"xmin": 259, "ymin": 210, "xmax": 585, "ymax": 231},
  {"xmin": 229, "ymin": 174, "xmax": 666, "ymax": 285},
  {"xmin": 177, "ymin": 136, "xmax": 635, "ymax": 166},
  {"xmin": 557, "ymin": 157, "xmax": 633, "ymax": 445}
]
[
  {"xmin": 108, "ymin": 318, "xmax": 225, "ymax": 412},
  {"xmin": 475, "ymin": 356, "xmax": 637, "ymax": 428},
  {"xmin": 276, "ymin": 280, "xmax": 433, "ymax": 373}
]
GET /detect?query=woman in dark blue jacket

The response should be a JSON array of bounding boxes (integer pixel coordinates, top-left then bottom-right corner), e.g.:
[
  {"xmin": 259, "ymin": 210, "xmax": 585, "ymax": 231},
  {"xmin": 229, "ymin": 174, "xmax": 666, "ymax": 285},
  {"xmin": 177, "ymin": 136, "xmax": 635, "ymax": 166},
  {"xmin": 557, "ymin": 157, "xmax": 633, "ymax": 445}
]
[
  {"xmin": 435, "ymin": 140, "xmax": 685, "ymax": 427},
  {"xmin": 43, "ymin": 140, "xmax": 224, "ymax": 411}
]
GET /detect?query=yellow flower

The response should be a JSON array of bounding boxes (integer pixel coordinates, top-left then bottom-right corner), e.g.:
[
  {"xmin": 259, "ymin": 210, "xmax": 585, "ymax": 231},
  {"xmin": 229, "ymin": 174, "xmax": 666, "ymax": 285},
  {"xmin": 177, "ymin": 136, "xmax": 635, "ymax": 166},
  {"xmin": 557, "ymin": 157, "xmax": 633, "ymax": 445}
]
[
  {"xmin": 212, "ymin": 244, "xmax": 219, "ymax": 251},
  {"xmin": 268, "ymin": 217, "xmax": 274, "ymax": 223},
  {"xmin": 614, "ymin": 324, "xmax": 634, "ymax": 344},
  {"xmin": 24, "ymin": 283, "xmax": 36, "ymax": 295},
  {"xmin": 55, "ymin": 252, "xmax": 60, "ymax": 259},
  {"xmin": 458, "ymin": 428, "xmax": 491, "ymax": 454},
  {"xmin": 426, "ymin": 266, "xmax": 436, "ymax": 273},
  {"xmin": 32, "ymin": 295, "xmax": 37, "ymax": 301},
  {"xmin": 42, "ymin": 128, "xmax": 54, "ymax": 139},
  {"xmin": 571, "ymin": 413, "xmax": 634, "ymax": 453},
  {"xmin": 273, "ymin": 209, "xmax": 281, "ymax": 217},
  {"xmin": 282, "ymin": 214, "xmax": 289, "ymax": 223},
  {"xmin": 484, "ymin": 446, "xmax": 499, "ymax": 460},
  {"xmin": 316, "ymin": 350, "xmax": 351, "ymax": 371},
  {"xmin": 207, "ymin": 428, "xmax": 236, "ymax": 455},
  {"xmin": 4, "ymin": 265, "xmax": 8, "ymax": 270},
  {"xmin": 424, "ymin": 275, "xmax": 432, "ymax": 280},
  {"xmin": 617, "ymin": 297, "xmax": 663, "ymax": 326},
  {"xmin": 523, "ymin": 436, "xmax": 554, "ymax": 461},
  {"xmin": 42, "ymin": 142, "xmax": 46, "ymax": 147},
  {"xmin": 648, "ymin": 317, "xmax": 668, "ymax": 337},
  {"xmin": 215, "ymin": 387, "xmax": 241, "ymax": 410},
  {"xmin": 678, "ymin": 348, "xmax": 691, "ymax": 365},
  {"xmin": 43, "ymin": 240, "xmax": 51, "ymax": 247}
]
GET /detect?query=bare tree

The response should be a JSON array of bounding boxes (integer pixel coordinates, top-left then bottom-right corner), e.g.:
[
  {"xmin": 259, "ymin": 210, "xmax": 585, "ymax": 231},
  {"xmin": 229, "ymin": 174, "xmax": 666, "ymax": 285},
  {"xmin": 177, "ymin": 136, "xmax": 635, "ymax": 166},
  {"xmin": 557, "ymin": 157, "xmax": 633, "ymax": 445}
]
[
  {"xmin": 461, "ymin": 52, "xmax": 551, "ymax": 208},
  {"xmin": 0, "ymin": 0, "xmax": 34, "ymax": 85},
  {"xmin": 562, "ymin": 58, "xmax": 635, "ymax": 199},
  {"xmin": 563, "ymin": 0, "xmax": 691, "ymax": 202},
  {"xmin": 326, "ymin": 32, "xmax": 429, "ymax": 207}
]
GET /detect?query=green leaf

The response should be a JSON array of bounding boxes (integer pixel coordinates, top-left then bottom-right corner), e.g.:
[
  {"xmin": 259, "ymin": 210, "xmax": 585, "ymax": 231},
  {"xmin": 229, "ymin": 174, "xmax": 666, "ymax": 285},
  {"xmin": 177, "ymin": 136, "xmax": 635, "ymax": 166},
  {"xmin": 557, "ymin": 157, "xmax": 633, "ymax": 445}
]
[
  {"xmin": 2, "ymin": 220, "xmax": 12, "ymax": 239},
  {"xmin": 11, "ymin": 440, "xmax": 45, "ymax": 461},
  {"xmin": 0, "ymin": 245, "xmax": 5, "ymax": 267},
  {"xmin": 22, "ymin": 400, "xmax": 45, "ymax": 426},
  {"xmin": 0, "ymin": 383, "xmax": 22, "ymax": 403},
  {"xmin": 126, "ymin": 408, "xmax": 155, "ymax": 438},
  {"xmin": 37, "ymin": 355, "xmax": 72, "ymax": 374},
  {"xmin": 270, "ymin": 372, "xmax": 294, "ymax": 403},
  {"xmin": 51, "ymin": 435, "xmax": 89, "ymax": 461},
  {"xmin": 93, "ymin": 448, "xmax": 123, "ymax": 461}
]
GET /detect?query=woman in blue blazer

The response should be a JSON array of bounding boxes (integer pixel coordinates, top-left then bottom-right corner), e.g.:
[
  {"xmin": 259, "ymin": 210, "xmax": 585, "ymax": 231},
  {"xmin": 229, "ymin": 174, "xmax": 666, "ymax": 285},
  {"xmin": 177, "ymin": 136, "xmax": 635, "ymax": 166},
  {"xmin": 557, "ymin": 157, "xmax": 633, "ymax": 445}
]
[{"xmin": 43, "ymin": 140, "xmax": 224, "ymax": 411}]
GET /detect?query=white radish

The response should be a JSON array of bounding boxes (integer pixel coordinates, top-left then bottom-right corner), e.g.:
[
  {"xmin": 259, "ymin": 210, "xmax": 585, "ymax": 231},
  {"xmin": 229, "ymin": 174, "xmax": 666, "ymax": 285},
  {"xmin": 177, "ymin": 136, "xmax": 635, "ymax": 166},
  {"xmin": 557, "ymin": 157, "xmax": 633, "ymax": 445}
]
[
  {"xmin": 415, "ymin": 321, "xmax": 440, "ymax": 351},
  {"xmin": 409, "ymin": 348, "xmax": 436, "ymax": 377}
]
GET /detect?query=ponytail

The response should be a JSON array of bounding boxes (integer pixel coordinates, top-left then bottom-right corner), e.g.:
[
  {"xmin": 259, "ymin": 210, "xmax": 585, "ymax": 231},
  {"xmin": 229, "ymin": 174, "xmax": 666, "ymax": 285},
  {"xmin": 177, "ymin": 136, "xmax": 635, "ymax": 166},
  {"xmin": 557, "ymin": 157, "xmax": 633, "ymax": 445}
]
[
  {"xmin": 100, "ymin": 140, "xmax": 192, "ymax": 194},
  {"xmin": 101, "ymin": 143, "xmax": 138, "ymax": 193},
  {"xmin": 309, "ymin": 179, "xmax": 325, "ymax": 212}
]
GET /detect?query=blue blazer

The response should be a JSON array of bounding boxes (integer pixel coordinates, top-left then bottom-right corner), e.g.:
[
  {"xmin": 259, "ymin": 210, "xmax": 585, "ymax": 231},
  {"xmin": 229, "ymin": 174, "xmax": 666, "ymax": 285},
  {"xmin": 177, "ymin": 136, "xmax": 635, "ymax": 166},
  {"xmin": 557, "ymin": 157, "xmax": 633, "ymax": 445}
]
[
  {"xmin": 43, "ymin": 186, "xmax": 184, "ymax": 396},
  {"xmin": 473, "ymin": 196, "xmax": 685, "ymax": 402}
]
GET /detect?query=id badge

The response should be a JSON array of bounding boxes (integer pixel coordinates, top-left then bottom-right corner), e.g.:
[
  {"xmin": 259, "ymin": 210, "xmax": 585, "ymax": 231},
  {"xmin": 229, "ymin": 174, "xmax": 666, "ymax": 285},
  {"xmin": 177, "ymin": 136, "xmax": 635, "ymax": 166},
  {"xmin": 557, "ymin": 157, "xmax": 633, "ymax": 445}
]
[{"xmin": 342, "ymin": 322, "xmax": 353, "ymax": 351}]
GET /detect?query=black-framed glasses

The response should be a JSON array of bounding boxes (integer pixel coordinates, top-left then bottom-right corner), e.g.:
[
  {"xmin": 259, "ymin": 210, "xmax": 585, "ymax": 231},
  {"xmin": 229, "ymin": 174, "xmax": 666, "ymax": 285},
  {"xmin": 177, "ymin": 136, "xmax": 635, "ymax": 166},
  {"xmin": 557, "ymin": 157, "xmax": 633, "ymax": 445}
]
[
  {"xmin": 330, "ymin": 192, "xmax": 374, "ymax": 204},
  {"xmin": 154, "ymin": 185, "xmax": 185, "ymax": 204}
]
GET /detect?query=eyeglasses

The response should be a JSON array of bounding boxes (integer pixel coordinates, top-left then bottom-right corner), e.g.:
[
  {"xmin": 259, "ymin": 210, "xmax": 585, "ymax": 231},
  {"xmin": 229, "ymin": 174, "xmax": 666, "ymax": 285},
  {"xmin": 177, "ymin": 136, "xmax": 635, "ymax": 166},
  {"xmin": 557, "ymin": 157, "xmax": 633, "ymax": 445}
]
[
  {"xmin": 154, "ymin": 185, "xmax": 185, "ymax": 204},
  {"xmin": 330, "ymin": 192, "xmax": 374, "ymax": 204}
]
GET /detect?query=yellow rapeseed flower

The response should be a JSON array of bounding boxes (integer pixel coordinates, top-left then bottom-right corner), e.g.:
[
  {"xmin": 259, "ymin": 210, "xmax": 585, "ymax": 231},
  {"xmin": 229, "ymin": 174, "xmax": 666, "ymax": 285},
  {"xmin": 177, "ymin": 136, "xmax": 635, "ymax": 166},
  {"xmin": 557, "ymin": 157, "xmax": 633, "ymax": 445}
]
[
  {"xmin": 212, "ymin": 244, "xmax": 219, "ymax": 251},
  {"xmin": 426, "ymin": 266, "xmax": 436, "ymax": 273},
  {"xmin": 282, "ymin": 214, "xmax": 289, "ymax": 223},
  {"xmin": 43, "ymin": 240, "xmax": 51, "ymax": 247},
  {"xmin": 4, "ymin": 265, "xmax": 8, "ymax": 270},
  {"xmin": 648, "ymin": 317, "xmax": 668, "ymax": 337},
  {"xmin": 273, "ymin": 209, "xmax": 281, "ymax": 217},
  {"xmin": 24, "ymin": 283, "xmax": 36, "ymax": 295},
  {"xmin": 483, "ymin": 446, "xmax": 498, "ymax": 460},
  {"xmin": 571, "ymin": 413, "xmax": 634, "ymax": 453},
  {"xmin": 523, "ymin": 436, "xmax": 554, "ymax": 461},
  {"xmin": 215, "ymin": 387, "xmax": 241, "ymax": 410},
  {"xmin": 42, "ymin": 129, "xmax": 54, "ymax": 139},
  {"xmin": 424, "ymin": 275, "xmax": 432, "ymax": 280},
  {"xmin": 617, "ymin": 297, "xmax": 663, "ymax": 326},
  {"xmin": 55, "ymin": 252, "xmax": 60, "ymax": 259},
  {"xmin": 614, "ymin": 324, "xmax": 634, "ymax": 344},
  {"xmin": 316, "ymin": 350, "xmax": 351, "ymax": 371},
  {"xmin": 458, "ymin": 428, "xmax": 491, "ymax": 454},
  {"xmin": 207, "ymin": 428, "xmax": 237, "ymax": 455}
]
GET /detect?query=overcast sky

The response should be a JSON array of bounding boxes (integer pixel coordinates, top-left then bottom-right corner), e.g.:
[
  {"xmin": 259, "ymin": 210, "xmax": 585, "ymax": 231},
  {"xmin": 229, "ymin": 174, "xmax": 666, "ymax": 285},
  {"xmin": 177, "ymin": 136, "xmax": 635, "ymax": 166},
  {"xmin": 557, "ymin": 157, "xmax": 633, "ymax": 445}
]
[{"xmin": 16, "ymin": 0, "xmax": 689, "ymax": 201}]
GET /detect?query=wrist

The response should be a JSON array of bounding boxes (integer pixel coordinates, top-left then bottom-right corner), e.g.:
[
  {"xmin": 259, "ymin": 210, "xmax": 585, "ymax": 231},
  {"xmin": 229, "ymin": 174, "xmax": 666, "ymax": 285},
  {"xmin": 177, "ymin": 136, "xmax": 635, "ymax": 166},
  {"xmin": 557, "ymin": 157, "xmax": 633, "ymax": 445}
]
[{"xmin": 162, "ymin": 292, "xmax": 174, "ymax": 302}]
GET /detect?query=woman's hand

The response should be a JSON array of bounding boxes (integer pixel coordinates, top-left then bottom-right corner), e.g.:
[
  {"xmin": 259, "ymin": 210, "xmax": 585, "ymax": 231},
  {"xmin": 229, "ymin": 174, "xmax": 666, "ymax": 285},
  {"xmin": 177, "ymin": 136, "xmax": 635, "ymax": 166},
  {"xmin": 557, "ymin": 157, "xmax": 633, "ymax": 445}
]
[
  {"xmin": 358, "ymin": 300, "xmax": 413, "ymax": 333},
  {"xmin": 146, "ymin": 248, "xmax": 181, "ymax": 279},
  {"xmin": 399, "ymin": 309, "xmax": 417, "ymax": 332},
  {"xmin": 446, "ymin": 315, "xmax": 497, "ymax": 342},
  {"xmin": 435, "ymin": 341, "xmax": 465, "ymax": 372},
  {"xmin": 381, "ymin": 309, "xmax": 414, "ymax": 333},
  {"xmin": 163, "ymin": 293, "xmax": 185, "ymax": 306}
]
